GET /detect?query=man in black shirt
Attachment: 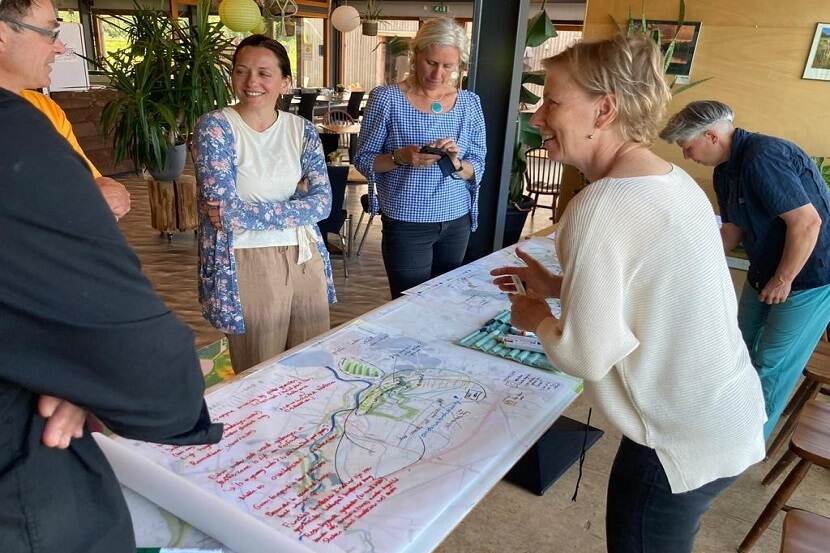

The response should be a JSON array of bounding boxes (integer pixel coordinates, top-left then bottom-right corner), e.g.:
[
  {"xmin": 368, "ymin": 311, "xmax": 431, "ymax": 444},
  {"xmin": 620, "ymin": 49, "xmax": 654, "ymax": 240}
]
[{"xmin": 0, "ymin": 1, "xmax": 222, "ymax": 551}]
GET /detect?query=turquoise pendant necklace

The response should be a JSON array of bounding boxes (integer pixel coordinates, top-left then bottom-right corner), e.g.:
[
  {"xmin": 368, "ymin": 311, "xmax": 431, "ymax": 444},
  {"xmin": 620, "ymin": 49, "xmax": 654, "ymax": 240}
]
[{"xmin": 418, "ymin": 87, "xmax": 447, "ymax": 114}]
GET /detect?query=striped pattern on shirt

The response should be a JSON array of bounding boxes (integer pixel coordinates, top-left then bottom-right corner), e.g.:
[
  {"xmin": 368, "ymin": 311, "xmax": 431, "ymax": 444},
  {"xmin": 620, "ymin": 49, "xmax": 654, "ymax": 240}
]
[{"xmin": 536, "ymin": 165, "xmax": 767, "ymax": 493}]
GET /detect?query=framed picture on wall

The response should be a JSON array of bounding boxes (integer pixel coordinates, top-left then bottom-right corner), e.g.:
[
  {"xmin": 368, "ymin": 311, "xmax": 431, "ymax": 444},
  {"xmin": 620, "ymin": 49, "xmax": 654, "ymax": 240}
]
[
  {"xmin": 628, "ymin": 20, "xmax": 702, "ymax": 77},
  {"xmin": 802, "ymin": 23, "xmax": 830, "ymax": 81}
]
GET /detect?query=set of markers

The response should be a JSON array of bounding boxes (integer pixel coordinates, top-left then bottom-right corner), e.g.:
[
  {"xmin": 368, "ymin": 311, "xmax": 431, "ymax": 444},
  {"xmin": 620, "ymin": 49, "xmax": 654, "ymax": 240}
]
[
  {"xmin": 456, "ymin": 311, "xmax": 554, "ymax": 371},
  {"xmin": 504, "ymin": 275, "xmax": 545, "ymax": 353}
]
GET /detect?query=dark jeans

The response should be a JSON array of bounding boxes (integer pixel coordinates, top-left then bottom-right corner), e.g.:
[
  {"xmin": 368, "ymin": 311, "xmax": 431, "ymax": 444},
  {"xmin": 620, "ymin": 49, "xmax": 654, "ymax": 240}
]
[
  {"xmin": 606, "ymin": 437, "xmax": 738, "ymax": 553},
  {"xmin": 381, "ymin": 214, "xmax": 471, "ymax": 299}
]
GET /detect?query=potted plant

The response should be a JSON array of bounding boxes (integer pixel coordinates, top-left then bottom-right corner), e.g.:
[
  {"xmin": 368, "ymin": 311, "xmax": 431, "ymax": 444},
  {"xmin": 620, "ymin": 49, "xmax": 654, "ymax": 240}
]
[
  {"xmin": 361, "ymin": 0, "xmax": 382, "ymax": 37},
  {"xmin": 95, "ymin": 0, "xmax": 234, "ymax": 180},
  {"xmin": 503, "ymin": 1, "xmax": 556, "ymax": 246}
]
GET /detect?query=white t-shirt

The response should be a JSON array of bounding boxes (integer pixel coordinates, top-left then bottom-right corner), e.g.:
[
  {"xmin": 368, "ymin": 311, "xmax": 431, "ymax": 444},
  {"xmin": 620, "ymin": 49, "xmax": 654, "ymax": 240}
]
[
  {"xmin": 536, "ymin": 165, "xmax": 766, "ymax": 493},
  {"xmin": 223, "ymin": 107, "xmax": 315, "ymax": 259}
]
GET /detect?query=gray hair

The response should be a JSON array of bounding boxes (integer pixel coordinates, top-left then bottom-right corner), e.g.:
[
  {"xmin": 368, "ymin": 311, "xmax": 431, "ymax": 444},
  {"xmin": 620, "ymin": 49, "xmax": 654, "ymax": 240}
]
[
  {"xmin": 659, "ymin": 100, "xmax": 735, "ymax": 143},
  {"xmin": 410, "ymin": 17, "xmax": 470, "ymax": 66},
  {"xmin": 0, "ymin": 0, "xmax": 37, "ymax": 20}
]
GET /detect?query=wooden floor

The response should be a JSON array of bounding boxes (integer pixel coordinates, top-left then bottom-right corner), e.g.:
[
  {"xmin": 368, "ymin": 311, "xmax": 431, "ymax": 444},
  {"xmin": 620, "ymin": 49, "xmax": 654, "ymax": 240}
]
[{"xmin": 117, "ymin": 172, "xmax": 827, "ymax": 553}]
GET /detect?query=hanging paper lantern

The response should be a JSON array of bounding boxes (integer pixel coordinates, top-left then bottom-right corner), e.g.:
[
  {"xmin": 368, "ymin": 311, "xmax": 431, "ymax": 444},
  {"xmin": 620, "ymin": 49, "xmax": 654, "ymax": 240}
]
[
  {"xmin": 251, "ymin": 16, "xmax": 267, "ymax": 35},
  {"xmin": 219, "ymin": 0, "xmax": 261, "ymax": 33},
  {"xmin": 330, "ymin": 5, "xmax": 360, "ymax": 33}
]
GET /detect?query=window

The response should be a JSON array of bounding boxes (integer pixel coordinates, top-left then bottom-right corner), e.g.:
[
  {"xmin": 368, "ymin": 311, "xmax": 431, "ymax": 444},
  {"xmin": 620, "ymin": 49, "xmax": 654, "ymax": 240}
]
[
  {"xmin": 93, "ymin": 13, "xmax": 136, "ymax": 62},
  {"xmin": 521, "ymin": 29, "xmax": 582, "ymax": 109},
  {"xmin": 291, "ymin": 17, "xmax": 325, "ymax": 88},
  {"xmin": 205, "ymin": 17, "xmax": 323, "ymax": 89},
  {"xmin": 341, "ymin": 19, "xmax": 419, "ymax": 91},
  {"xmin": 57, "ymin": 9, "xmax": 80, "ymax": 23}
]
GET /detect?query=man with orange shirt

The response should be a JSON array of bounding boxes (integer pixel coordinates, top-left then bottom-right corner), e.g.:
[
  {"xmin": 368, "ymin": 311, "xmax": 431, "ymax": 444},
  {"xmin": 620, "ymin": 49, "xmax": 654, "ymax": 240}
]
[{"xmin": 21, "ymin": 89, "xmax": 131, "ymax": 219}]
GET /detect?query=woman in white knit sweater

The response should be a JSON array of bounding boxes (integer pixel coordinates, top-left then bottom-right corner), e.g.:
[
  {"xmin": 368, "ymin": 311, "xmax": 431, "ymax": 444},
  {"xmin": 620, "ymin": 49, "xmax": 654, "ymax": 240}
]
[{"xmin": 492, "ymin": 36, "xmax": 766, "ymax": 553}]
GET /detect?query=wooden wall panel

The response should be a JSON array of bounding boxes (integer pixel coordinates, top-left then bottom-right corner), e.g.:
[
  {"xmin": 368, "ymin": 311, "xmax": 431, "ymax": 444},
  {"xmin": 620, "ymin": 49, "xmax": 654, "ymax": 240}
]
[{"xmin": 582, "ymin": 0, "xmax": 830, "ymax": 208}]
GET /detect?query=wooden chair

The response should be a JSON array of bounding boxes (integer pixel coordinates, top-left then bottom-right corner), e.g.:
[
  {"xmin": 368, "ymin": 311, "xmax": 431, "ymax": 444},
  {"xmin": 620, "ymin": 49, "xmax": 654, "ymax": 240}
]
[
  {"xmin": 780, "ymin": 509, "xmax": 830, "ymax": 553},
  {"xmin": 524, "ymin": 147, "xmax": 564, "ymax": 219},
  {"xmin": 321, "ymin": 109, "xmax": 354, "ymax": 126},
  {"xmin": 738, "ymin": 400, "xmax": 830, "ymax": 552},
  {"xmin": 321, "ymin": 110, "xmax": 355, "ymax": 159},
  {"xmin": 766, "ymin": 342, "xmax": 830, "ymax": 460}
]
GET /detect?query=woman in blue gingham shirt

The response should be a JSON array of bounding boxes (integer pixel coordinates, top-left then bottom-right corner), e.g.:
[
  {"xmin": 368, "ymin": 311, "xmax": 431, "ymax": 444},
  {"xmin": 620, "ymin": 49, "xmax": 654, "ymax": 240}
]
[{"xmin": 354, "ymin": 18, "xmax": 486, "ymax": 298}]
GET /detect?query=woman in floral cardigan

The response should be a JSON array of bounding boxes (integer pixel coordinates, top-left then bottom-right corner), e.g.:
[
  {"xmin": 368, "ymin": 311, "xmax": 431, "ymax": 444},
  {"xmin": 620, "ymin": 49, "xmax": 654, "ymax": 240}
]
[{"xmin": 193, "ymin": 35, "xmax": 335, "ymax": 373}]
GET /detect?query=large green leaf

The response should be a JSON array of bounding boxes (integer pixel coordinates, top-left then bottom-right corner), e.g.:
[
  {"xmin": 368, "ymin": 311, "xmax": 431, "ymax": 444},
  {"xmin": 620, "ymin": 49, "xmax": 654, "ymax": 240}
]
[
  {"xmin": 522, "ymin": 70, "xmax": 546, "ymax": 86},
  {"xmin": 812, "ymin": 157, "xmax": 830, "ymax": 189},
  {"xmin": 670, "ymin": 76, "xmax": 713, "ymax": 94},
  {"xmin": 526, "ymin": 2, "xmax": 557, "ymax": 48},
  {"xmin": 509, "ymin": 142, "xmax": 528, "ymax": 204},
  {"xmin": 520, "ymin": 85, "xmax": 540, "ymax": 105},
  {"xmin": 518, "ymin": 112, "xmax": 542, "ymax": 148}
]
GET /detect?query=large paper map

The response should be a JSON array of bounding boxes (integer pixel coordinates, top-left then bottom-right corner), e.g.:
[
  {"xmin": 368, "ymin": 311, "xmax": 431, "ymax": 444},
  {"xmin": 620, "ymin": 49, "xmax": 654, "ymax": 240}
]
[{"xmin": 101, "ymin": 320, "xmax": 578, "ymax": 553}]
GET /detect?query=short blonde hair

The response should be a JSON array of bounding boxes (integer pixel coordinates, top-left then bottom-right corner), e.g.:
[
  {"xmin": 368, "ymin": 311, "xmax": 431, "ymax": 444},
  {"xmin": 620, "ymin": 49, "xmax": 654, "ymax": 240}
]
[
  {"xmin": 410, "ymin": 17, "xmax": 470, "ymax": 67},
  {"xmin": 544, "ymin": 36, "xmax": 671, "ymax": 145}
]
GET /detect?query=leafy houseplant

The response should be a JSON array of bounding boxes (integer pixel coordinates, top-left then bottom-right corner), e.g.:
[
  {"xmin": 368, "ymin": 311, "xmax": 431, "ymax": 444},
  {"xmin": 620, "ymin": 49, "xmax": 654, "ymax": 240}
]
[
  {"xmin": 502, "ymin": 2, "xmax": 556, "ymax": 246},
  {"xmin": 361, "ymin": 0, "xmax": 382, "ymax": 37},
  {"xmin": 614, "ymin": 0, "xmax": 711, "ymax": 94},
  {"xmin": 96, "ymin": 0, "xmax": 234, "ymax": 178},
  {"xmin": 813, "ymin": 157, "xmax": 830, "ymax": 189}
]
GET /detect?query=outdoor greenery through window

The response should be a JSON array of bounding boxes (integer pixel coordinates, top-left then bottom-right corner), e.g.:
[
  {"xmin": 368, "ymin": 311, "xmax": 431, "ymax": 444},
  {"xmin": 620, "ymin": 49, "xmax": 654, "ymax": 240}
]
[
  {"xmin": 93, "ymin": 14, "xmax": 138, "ymax": 62},
  {"xmin": 57, "ymin": 9, "xmax": 79, "ymax": 23}
]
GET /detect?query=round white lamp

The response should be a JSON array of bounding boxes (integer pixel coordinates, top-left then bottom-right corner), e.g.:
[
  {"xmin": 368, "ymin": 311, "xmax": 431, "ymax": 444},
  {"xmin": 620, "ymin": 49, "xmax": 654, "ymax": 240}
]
[{"xmin": 330, "ymin": 4, "xmax": 360, "ymax": 33}]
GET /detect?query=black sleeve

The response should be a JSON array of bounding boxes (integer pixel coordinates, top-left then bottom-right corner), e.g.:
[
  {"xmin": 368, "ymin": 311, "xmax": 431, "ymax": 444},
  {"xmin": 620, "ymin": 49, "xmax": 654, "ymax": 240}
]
[{"xmin": 0, "ymin": 91, "xmax": 221, "ymax": 445}]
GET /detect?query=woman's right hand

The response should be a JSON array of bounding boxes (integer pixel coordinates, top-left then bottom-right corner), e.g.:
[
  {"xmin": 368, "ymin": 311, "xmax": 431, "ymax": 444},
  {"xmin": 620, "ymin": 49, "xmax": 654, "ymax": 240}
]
[
  {"xmin": 491, "ymin": 248, "xmax": 562, "ymax": 299},
  {"xmin": 205, "ymin": 200, "xmax": 223, "ymax": 230},
  {"xmin": 395, "ymin": 145, "xmax": 442, "ymax": 167}
]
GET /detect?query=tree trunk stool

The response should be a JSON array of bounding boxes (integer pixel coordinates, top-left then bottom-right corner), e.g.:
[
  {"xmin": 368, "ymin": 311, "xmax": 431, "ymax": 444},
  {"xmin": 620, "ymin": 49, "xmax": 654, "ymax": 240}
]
[
  {"xmin": 146, "ymin": 174, "xmax": 198, "ymax": 239},
  {"xmin": 779, "ymin": 509, "xmax": 830, "ymax": 553},
  {"xmin": 738, "ymin": 400, "xmax": 830, "ymax": 552}
]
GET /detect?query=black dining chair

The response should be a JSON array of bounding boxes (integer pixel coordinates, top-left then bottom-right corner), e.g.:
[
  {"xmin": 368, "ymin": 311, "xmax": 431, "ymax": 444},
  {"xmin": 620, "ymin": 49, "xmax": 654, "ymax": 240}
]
[
  {"xmin": 319, "ymin": 133, "xmax": 340, "ymax": 161},
  {"xmin": 277, "ymin": 93, "xmax": 294, "ymax": 112},
  {"xmin": 317, "ymin": 165, "xmax": 351, "ymax": 277},
  {"xmin": 353, "ymin": 193, "xmax": 379, "ymax": 256},
  {"xmin": 346, "ymin": 90, "xmax": 365, "ymax": 120},
  {"xmin": 524, "ymin": 147, "xmax": 564, "ymax": 219},
  {"xmin": 297, "ymin": 92, "xmax": 317, "ymax": 122}
]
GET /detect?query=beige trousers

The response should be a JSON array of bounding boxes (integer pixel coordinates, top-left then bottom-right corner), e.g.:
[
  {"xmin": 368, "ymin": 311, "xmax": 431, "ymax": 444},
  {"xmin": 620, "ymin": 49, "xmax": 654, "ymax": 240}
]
[{"xmin": 227, "ymin": 245, "xmax": 329, "ymax": 374}]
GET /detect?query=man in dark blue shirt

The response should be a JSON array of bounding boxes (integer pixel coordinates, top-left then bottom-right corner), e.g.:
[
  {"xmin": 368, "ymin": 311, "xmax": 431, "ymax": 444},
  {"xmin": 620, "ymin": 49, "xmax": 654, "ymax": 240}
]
[{"xmin": 661, "ymin": 100, "xmax": 830, "ymax": 440}]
